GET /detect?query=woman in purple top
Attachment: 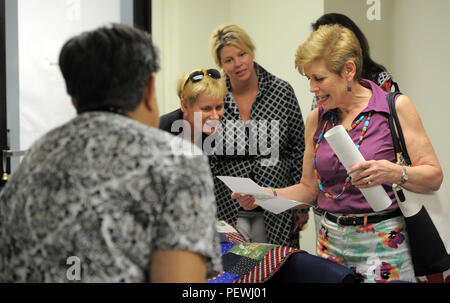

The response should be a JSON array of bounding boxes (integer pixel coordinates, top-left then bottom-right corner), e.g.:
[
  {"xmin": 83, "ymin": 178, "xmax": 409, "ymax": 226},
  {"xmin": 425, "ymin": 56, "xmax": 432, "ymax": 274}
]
[
  {"xmin": 233, "ymin": 24, "xmax": 443, "ymax": 283},
  {"xmin": 312, "ymin": 78, "xmax": 399, "ymax": 214}
]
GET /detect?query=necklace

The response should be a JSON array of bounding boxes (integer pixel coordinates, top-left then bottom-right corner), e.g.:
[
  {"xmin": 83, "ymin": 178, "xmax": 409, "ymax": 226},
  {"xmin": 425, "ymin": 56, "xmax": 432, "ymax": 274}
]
[{"xmin": 313, "ymin": 111, "xmax": 373, "ymax": 199}]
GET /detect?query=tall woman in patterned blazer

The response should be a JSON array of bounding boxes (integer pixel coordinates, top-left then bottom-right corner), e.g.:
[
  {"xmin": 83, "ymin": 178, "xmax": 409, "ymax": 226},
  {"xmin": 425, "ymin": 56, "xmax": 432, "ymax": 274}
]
[{"xmin": 209, "ymin": 24, "xmax": 307, "ymax": 248}]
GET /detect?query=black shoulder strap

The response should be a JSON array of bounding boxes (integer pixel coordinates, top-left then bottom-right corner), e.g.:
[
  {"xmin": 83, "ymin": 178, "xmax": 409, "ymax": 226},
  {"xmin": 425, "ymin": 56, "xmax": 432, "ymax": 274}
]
[{"xmin": 387, "ymin": 92, "xmax": 412, "ymax": 165}]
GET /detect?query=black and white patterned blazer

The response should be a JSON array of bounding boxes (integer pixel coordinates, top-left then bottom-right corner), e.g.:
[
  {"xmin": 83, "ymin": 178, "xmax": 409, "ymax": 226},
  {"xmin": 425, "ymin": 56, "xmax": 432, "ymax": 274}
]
[{"xmin": 211, "ymin": 62, "xmax": 305, "ymax": 248}]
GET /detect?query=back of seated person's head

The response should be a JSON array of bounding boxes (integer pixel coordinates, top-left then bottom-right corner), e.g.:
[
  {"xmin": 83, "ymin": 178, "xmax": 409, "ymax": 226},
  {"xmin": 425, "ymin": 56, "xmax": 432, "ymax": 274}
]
[
  {"xmin": 311, "ymin": 13, "xmax": 386, "ymax": 82},
  {"xmin": 58, "ymin": 23, "xmax": 160, "ymax": 114}
]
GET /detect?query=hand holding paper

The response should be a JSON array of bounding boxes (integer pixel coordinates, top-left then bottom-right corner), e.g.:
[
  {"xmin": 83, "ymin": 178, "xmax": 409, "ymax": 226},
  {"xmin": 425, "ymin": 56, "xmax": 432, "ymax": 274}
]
[
  {"xmin": 217, "ymin": 176, "xmax": 312, "ymax": 214},
  {"xmin": 324, "ymin": 125, "xmax": 392, "ymax": 212}
]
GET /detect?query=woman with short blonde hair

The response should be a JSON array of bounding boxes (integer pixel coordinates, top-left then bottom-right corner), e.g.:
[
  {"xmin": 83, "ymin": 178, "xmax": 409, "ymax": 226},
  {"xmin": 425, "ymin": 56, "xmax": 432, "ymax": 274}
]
[
  {"xmin": 159, "ymin": 67, "xmax": 226, "ymax": 144},
  {"xmin": 235, "ymin": 24, "xmax": 443, "ymax": 283},
  {"xmin": 177, "ymin": 68, "xmax": 226, "ymax": 104},
  {"xmin": 295, "ymin": 24, "xmax": 363, "ymax": 80}
]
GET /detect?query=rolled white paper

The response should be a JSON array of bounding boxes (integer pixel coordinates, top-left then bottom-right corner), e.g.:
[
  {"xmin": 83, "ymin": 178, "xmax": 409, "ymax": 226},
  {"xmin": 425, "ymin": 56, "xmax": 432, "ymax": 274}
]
[{"xmin": 324, "ymin": 125, "xmax": 392, "ymax": 212}]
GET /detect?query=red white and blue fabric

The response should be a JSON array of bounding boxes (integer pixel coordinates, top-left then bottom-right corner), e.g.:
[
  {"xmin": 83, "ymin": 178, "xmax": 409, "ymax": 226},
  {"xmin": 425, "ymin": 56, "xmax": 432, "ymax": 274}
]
[{"xmin": 208, "ymin": 221, "xmax": 304, "ymax": 283}]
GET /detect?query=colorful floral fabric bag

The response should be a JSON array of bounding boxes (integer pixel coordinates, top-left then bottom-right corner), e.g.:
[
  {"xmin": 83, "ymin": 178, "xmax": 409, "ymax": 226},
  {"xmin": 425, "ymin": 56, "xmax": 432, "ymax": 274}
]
[{"xmin": 388, "ymin": 92, "xmax": 450, "ymax": 278}]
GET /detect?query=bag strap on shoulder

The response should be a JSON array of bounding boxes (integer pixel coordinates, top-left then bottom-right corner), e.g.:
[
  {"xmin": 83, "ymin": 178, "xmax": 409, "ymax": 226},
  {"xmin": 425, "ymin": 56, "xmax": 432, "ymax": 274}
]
[{"xmin": 387, "ymin": 92, "xmax": 412, "ymax": 165}]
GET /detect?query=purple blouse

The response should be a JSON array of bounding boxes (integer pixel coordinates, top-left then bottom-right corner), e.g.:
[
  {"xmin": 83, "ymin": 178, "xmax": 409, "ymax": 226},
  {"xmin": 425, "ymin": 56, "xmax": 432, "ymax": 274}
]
[{"xmin": 314, "ymin": 79, "xmax": 399, "ymax": 214}]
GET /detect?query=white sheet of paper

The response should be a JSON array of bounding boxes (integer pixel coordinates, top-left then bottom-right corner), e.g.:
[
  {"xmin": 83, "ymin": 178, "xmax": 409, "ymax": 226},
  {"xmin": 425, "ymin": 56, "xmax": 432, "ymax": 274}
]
[
  {"xmin": 217, "ymin": 176, "xmax": 311, "ymax": 214},
  {"xmin": 216, "ymin": 176, "xmax": 271, "ymax": 199}
]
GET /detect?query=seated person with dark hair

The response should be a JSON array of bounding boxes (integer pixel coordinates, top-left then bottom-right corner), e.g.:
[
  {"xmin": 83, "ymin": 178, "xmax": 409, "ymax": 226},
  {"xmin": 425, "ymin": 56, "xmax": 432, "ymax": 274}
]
[{"xmin": 0, "ymin": 23, "xmax": 222, "ymax": 283}]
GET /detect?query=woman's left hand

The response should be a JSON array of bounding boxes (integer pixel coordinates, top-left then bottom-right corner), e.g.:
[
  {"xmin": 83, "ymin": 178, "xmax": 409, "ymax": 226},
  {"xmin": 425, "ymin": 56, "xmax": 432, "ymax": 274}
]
[{"xmin": 347, "ymin": 160, "xmax": 402, "ymax": 188}]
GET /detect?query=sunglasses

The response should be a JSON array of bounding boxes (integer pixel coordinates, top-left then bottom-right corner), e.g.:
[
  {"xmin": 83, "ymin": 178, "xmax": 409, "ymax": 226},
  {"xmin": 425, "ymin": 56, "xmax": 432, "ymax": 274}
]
[{"xmin": 184, "ymin": 69, "xmax": 221, "ymax": 87}]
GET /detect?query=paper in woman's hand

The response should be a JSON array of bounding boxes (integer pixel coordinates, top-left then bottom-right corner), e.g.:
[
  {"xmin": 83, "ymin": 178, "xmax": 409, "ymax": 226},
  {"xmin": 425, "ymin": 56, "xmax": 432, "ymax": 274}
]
[
  {"xmin": 217, "ymin": 176, "xmax": 311, "ymax": 214},
  {"xmin": 324, "ymin": 125, "xmax": 392, "ymax": 212},
  {"xmin": 255, "ymin": 197, "xmax": 308, "ymax": 215},
  {"xmin": 216, "ymin": 176, "xmax": 271, "ymax": 199}
]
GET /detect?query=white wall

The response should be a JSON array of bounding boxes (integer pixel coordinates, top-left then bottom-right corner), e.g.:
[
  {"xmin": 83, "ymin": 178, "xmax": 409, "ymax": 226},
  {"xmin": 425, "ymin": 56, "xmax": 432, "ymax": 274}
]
[
  {"xmin": 152, "ymin": 0, "xmax": 324, "ymax": 253},
  {"xmin": 17, "ymin": 0, "xmax": 122, "ymax": 150},
  {"xmin": 390, "ymin": 0, "xmax": 450, "ymax": 194},
  {"xmin": 152, "ymin": 0, "xmax": 230, "ymax": 115},
  {"xmin": 324, "ymin": 0, "xmax": 393, "ymax": 74}
]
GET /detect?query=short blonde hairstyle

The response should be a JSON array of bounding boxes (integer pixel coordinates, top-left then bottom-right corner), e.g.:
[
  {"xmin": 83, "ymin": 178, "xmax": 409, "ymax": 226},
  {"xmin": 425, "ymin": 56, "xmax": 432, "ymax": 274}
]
[
  {"xmin": 295, "ymin": 24, "xmax": 362, "ymax": 79},
  {"xmin": 210, "ymin": 24, "xmax": 256, "ymax": 67},
  {"xmin": 177, "ymin": 68, "xmax": 227, "ymax": 105}
]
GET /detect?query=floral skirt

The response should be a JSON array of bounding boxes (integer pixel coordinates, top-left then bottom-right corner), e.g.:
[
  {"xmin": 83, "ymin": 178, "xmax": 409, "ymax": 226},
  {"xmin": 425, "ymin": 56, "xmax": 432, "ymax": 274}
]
[{"xmin": 316, "ymin": 211, "xmax": 416, "ymax": 283}]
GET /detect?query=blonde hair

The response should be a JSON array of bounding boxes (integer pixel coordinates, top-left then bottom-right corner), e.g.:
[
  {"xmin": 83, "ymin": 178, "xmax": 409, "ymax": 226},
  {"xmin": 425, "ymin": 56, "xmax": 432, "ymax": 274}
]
[
  {"xmin": 295, "ymin": 24, "xmax": 362, "ymax": 79},
  {"xmin": 177, "ymin": 68, "xmax": 227, "ymax": 105},
  {"xmin": 209, "ymin": 24, "xmax": 256, "ymax": 67}
]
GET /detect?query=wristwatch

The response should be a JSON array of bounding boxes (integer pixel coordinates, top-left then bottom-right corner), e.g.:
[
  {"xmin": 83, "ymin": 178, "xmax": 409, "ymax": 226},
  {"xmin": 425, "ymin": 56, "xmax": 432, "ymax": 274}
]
[{"xmin": 399, "ymin": 165, "xmax": 408, "ymax": 185}]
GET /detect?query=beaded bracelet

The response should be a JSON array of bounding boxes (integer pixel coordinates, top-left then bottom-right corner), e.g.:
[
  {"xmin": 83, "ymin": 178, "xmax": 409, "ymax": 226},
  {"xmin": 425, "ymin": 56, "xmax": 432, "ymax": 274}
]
[{"xmin": 268, "ymin": 187, "xmax": 277, "ymax": 197}]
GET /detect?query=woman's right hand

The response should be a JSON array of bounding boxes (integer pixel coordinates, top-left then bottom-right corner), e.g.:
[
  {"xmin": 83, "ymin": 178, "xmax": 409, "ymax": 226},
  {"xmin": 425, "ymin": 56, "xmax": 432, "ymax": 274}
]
[{"xmin": 231, "ymin": 193, "xmax": 258, "ymax": 210}]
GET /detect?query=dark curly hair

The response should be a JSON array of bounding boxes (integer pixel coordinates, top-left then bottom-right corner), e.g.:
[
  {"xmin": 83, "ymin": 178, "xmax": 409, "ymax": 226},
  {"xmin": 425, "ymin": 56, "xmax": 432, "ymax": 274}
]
[{"xmin": 59, "ymin": 23, "xmax": 160, "ymax": 113}]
